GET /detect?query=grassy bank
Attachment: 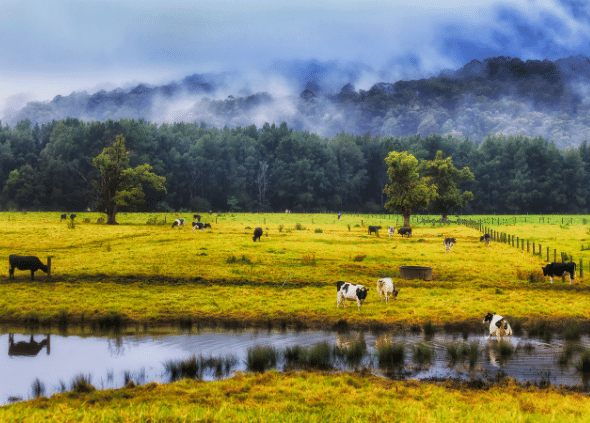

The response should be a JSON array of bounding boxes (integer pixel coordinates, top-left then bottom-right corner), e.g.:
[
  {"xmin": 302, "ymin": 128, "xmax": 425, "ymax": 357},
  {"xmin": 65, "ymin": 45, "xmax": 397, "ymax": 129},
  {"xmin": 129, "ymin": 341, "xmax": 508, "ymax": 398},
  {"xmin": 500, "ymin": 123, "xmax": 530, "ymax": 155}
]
[{"xmin": 1, "ymin": 372, "xmax": 589, "ymax": 422}]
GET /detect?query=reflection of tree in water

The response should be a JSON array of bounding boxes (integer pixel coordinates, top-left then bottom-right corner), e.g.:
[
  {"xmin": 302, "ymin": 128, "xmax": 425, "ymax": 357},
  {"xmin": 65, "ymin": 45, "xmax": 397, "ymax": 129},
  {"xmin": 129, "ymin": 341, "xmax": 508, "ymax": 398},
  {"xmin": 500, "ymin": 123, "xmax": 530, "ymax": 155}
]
[{"xmin": 107, "ymin": 337, "xmax": 125, "ymax": 356}]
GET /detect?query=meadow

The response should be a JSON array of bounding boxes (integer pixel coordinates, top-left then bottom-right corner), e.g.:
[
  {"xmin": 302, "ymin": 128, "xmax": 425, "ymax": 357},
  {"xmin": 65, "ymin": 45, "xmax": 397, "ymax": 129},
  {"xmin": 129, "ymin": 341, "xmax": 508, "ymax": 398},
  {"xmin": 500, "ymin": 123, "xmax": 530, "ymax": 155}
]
[
  {"xmin": 2, "ymin": 211, "xmax": 590, "ymax": 420},
  {"xmin": 0, "ymin": 211, "xmax": 588, "ymax": 332}
]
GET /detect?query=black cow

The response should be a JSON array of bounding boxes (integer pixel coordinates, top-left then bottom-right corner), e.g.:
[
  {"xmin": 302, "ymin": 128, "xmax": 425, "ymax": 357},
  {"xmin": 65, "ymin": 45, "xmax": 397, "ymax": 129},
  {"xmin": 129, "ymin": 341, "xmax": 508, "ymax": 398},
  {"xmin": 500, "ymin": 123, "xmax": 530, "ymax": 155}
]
[
  {"xmin": 9, "ymin": 334, "xmax": 50, "ymax": 356},
  {"xmin": 69, "ymin": 214, "xmax": 76, "ymax": 221},
  {"xmin": 253, "ymin": 227, "xmax": 263, "ymax": 241},
  {"xmin": 480, "ymin": 233, "xmax": 491, "ymax": 246},
  {"xmin": 398, "ymin": 227, "xmax": 412, "ymax": 237},
  {"xmin": 9, "ymin": 255, "xmax": 48, "ymax": 280},
  {"xmin": 60, "ymin": 213, "xmax": 67, "ymax": 221},
  {"xmin": 192, "ymin": 222, "xmax": 211, "ymax": 232},
  {"xmin": 542, "ymin": 262, "xmax": 576, "ymax": 284},
  {"xmin": 368, "ymin": 225, "xmax": 382, "ymax": 235},
  {"xmin": 193, "ymin": 214, "xmax": 201, "ymax": 222}
]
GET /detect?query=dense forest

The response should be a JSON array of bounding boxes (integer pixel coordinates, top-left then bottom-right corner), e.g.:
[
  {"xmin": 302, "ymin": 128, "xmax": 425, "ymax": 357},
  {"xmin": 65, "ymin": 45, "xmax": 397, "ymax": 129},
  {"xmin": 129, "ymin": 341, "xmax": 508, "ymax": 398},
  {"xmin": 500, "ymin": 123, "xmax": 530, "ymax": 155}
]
[
  {"xmin": 8, "ymin": 56, "xmax": 590, "ymax": 148},
  {"xmin": 0, "ymin": 117, "xmax": 588, "ymax": 215}
]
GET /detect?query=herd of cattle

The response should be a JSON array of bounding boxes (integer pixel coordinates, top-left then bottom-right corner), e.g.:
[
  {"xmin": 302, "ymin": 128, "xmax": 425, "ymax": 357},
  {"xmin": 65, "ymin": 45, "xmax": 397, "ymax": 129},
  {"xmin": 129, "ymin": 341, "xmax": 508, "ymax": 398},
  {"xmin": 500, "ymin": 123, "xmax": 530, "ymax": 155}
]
[{"xmin": 6, "ymin": 216, "xmax": 581, "ymax": 340}]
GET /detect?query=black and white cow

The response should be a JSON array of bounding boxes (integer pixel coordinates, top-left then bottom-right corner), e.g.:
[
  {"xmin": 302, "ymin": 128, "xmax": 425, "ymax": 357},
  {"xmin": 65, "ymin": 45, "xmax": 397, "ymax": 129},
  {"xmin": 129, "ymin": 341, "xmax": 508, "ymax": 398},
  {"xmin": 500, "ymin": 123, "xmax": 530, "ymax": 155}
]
[
  {"xmin": 9, "ymin": 255, "xmax": 48, "ymax": 280},
  {"xmin": 480, "ymin": 234, "xmax": 491, "ymax": 246},
  {"xmin": 60, "ymin": 213, "xmax": 67, "ymax": 221},
  {"xmin": 387, "ymin": 226, "xmax": 395, "ymax": 237},
  {"xmin": 443, "ymin": 237, "xmax": 456, "ymax": 252},
  {"xmin": 192, "ymin": 222, "xmax": 211, "ymax": 232},
  {"xmin": 368, "ymin": 225, "xmax": 381, "ymax": 235},
  {"xmin": 398, "ymin": 227, "xmax": 412, "ymax": 237},
  {"xmin": 252, "ymin": 227, "xmax": 263, "ymax": 241},
  {"xmin": 483, "ymin": 312, "xmax": 513, "ymax": 341},
  {"xmin": 336, "ymin": 281, "xmax": 368, "ymax": 311},
  {"xmin": 171, "ymin": 218, "xmax": 185, "ymax": 228},
  {"xmin": 542, "ymin": 262, "xmax": 576, "ymax": 284}
]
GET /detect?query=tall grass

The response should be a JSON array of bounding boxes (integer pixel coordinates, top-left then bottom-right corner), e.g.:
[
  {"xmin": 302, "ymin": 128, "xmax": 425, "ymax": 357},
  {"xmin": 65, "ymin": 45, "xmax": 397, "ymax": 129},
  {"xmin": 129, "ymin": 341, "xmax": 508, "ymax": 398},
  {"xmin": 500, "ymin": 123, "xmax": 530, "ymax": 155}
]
[{"xmin": 246, "ymin": 346, "xmax": 279, "ymax": 373}]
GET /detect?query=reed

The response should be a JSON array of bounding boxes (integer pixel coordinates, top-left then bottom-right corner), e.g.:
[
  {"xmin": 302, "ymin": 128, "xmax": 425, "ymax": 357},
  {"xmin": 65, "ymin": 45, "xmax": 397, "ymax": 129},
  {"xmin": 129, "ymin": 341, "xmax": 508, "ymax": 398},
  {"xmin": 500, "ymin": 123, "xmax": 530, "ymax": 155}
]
[
  {"xmin": 376, "ymin": 343, "xmax": 405, "ymax": 369},
  {"xmin": 70, "ymin": 374, "xmax": 95, "ymax": 394},
  {"xmin": 412, "ymin": 342, "xmax": 434, "ymax": 365},
  {"xmin": 246, "ymin": 346, "xmax": 279, "ymax": 373},
  {"xmin": 30, "ymin": 378, "xmax": 44, "ymax": 399}
]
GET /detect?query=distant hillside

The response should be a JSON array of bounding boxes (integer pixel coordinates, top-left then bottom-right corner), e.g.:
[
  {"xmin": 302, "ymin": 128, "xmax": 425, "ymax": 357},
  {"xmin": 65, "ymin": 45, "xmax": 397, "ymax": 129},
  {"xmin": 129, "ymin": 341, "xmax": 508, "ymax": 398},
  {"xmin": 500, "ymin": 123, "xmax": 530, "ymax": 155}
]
[{"xmin": 8, "ymin": 56, "xmax": 590, "ymax": 147}]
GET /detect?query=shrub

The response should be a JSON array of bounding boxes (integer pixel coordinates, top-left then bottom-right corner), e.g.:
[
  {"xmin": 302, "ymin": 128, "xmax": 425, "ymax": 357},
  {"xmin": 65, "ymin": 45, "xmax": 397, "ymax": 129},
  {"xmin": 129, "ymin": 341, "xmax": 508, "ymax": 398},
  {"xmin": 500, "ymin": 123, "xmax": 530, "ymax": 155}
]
[
  {"xmin": 70, "ymin": 374, "xmax": 95, "ymax": 394},
  {"xmin": 352, "ymin": 255, "xmax": 366, "ymax": 262},
  {"xmin": 295, "ymin": 223, "xmax": 305, "ymax": 230},
  {"xmin": 301, "ymin": 253, "xmax": 316, "ymax": 266},
  {"xmin": 307, "ymin": 342, "xmax": 333, "ymax": 370},
  {"xmin": 278, "ymin": 224, "xmax": 284, "ymax": 233},
  {"xmin": 575, "ymin": 351, "xmax": 590, "ymax": 373},
  {"xmin": 31, "ymin": 378, "xmax": 45, "ymax": 399},
  {"xmin": 314, "ymin": 228, "xmax": 323, "ymax": 233},
  {"xmin": 334, "ymin": 341, "xmax": 367, "ymax": 367}
]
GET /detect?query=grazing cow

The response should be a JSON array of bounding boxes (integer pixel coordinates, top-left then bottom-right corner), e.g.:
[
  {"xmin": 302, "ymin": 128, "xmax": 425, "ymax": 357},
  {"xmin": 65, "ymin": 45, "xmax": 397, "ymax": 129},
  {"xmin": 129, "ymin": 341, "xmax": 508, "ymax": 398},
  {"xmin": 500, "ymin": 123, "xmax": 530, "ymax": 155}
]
[
  {"xmin": 376, "ymin": 277, "xmax": 399, "ymax": 303},
  {"xmin": 253, "ymin": 227, "xmax": 263, "ymax": 241},
  {"xmin": 480, "ymin": 234, "xmax": 491, "ymax": 246},
  {"xmin": 9, "ymin": 255, "xmax": 48, "ymax": 280},
  {"xmin": 192, "ymin": 222, "xmax": 211, "ymax": 232},
  {"xmin": 443, "ymin": 237, "xmax": 456, "ymax": 252},
  {"xmin": 336, "ymin": 281, "xmax": 368, "ymax": 311},
  {"xmin": 69, "ymin": 214, "xmax": 76, "ymax": 221},
  {"xmin": 60, "ymin": 213, "xmax": 67, "ymax": 221},
  {"xmin": 387, "ymin": 226, "xmax": 395, "ymax": 237},
  {"xmin": 193, "ymin": 214, "xmax": 201, "ymax": 222},
  {"xmin": 368, "ymin": 225, "xmax": 382, "ymax": 235},
  {"xmin": 337, "ymin": 212, "xmax": 341, "ymax": 220},
  {"xmin": 171, "ymin": 218, "xmax": 185, "ymax": 228},
  {"xmin": 483, "ymin": 312, "xmax": 513, "ymax": 341},
  {"xmin": 542, "ymin": 262, "xmax": 576, "ymax": 284},
  {"xmin": 398, "ymin": 227, "xmax": 412, "ymax": 237}
]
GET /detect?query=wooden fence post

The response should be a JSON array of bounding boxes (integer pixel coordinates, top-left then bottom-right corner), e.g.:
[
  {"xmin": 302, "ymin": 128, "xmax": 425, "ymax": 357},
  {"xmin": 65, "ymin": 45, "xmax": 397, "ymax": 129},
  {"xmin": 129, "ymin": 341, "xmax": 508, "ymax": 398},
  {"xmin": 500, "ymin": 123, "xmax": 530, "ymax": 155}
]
[
  {"xmin": 527, "ymin": 240, "xmax": 529, "ymax": 252},
  {"xmin": 539, "ymin": 243, "xmax": 542, "ymax": 257},
  {"xmin": 581, "ymin": 259, "xmax": 584, "ymax": 279},
  {"xmin": 547, "ymin": 246, "xmax": 550, "ymax": 261},
  {"xmin": 554, "ymin": 249, "xmax": 557, "ymax": 263}
]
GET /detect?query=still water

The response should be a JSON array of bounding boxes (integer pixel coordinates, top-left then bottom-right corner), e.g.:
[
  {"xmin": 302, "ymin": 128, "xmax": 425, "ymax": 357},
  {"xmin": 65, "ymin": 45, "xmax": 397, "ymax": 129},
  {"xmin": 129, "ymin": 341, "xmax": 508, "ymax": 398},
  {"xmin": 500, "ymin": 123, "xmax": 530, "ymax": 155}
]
[{"xmin": 1, "ymin": 329, "xmax": 589, "ymax": 405}]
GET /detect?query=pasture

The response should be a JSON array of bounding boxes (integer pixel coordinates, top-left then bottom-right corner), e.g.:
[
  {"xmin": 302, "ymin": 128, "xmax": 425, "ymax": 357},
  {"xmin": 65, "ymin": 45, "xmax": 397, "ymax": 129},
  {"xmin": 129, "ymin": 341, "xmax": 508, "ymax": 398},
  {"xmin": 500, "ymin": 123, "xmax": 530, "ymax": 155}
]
[{"xmin": 0, "ymin": 212, "xmax": 589, "ymax": 331}]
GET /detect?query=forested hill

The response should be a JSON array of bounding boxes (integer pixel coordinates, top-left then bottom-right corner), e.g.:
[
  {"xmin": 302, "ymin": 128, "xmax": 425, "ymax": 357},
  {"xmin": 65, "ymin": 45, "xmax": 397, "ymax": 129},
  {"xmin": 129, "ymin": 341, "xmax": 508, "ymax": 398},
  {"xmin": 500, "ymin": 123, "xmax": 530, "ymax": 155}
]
[
  {"xmin": 1, "ymin": 118, "xmax": 589, "ymax": 215},
  {"xmin": 7, "ymin": 56, "xmax": 590, "ymax": 148}
]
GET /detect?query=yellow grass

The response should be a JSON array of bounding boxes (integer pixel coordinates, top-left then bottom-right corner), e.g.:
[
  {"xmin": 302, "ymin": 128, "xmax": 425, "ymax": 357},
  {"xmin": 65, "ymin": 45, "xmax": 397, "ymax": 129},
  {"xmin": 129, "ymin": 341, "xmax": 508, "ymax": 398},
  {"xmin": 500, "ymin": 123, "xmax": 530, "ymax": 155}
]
[{"xmin": 0, "ymin": 212, "xmax": 588, "ymax": 329}]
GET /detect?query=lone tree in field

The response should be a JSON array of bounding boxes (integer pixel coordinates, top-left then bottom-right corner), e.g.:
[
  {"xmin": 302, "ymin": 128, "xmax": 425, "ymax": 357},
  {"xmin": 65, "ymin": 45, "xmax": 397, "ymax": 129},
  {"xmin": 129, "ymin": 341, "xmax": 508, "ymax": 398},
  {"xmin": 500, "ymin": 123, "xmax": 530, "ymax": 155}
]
[
  {"xmin": 383, "ymin": 151, "xmax": 436, "ymax": 228},
  {"xmin": 90, "ymin": 134, "xmax": 166, "ymax": 224},
  {"xmin": 418, "ymin": 150, "xmax": 474, "ymax": 221}
]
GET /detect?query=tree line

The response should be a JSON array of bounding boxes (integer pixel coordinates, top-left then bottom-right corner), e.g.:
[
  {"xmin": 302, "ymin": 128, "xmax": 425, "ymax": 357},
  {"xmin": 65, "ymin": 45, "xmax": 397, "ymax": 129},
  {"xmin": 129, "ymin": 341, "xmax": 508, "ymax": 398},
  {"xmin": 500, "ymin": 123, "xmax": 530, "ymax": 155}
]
[{"xmin": 0, "ymin": 117, "xmax": 588, "ymax": 215}]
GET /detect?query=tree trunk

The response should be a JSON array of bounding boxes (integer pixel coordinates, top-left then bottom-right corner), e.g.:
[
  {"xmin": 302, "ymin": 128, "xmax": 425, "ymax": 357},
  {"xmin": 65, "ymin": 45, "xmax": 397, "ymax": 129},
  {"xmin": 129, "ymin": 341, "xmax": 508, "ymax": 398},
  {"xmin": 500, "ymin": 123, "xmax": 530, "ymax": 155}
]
[
  {"xmin": 106, "ymin": 201, "xmax": 118, "ymax": 225},
  {"xmin": 403, "ymin": 211, "xmax": 411, "ymax": 228}
]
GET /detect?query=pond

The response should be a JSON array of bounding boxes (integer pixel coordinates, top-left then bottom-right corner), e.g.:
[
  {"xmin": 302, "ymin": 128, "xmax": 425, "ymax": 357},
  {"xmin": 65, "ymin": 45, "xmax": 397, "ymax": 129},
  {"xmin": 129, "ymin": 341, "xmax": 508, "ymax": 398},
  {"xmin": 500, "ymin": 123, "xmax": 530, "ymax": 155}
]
[{"xmin": 1, "ymin": 328, "xmax": 589, "ymax": 405}]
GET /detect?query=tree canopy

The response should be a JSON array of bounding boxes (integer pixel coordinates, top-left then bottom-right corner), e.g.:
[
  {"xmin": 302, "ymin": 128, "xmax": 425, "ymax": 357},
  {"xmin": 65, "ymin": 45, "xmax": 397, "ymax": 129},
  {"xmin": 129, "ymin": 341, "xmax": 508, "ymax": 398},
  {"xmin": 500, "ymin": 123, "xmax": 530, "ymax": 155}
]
[
  {"xmin": 383, "ymin": 151, "xmax": 437, "ymax": 227},
  {"xmin": 89, "ymin": 134, "xmax": 166, "ymax": 224}
]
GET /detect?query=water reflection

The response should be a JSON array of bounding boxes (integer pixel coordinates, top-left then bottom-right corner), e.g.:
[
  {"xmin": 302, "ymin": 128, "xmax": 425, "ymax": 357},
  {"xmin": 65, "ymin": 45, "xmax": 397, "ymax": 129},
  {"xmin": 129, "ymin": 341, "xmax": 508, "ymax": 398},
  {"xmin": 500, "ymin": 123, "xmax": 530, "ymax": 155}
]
[
  {"xmin": 8, "ymin": 334, "xmax": 50, "ymax": 357},
  {"xmin": 0, "ymin": 330, "xmax": 589, "ymax": 405}
]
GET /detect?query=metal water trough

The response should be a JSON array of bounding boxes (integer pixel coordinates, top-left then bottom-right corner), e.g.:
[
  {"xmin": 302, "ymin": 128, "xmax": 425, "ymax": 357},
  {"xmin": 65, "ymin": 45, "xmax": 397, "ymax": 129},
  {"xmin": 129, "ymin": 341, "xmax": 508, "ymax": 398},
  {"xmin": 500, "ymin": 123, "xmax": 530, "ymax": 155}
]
[{"xmin": 399, "ymin": 266, "xmax": 433, "ymax": 281}]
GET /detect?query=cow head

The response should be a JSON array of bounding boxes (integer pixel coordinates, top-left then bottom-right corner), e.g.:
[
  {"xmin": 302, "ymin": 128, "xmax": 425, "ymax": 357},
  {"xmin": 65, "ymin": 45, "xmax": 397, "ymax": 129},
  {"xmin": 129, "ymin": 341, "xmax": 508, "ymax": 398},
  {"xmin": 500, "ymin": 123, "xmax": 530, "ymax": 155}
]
[
  {"xmin": 483, "ymin": 312, "xmax": 495, "ymax": 324},
  {"xmin": 541, "ymin": 266, "xmax": 548, "ymax": 276},
  {"xmin": 391, "ymin": 289, "xmax": 399, "ymax": 299},
  {"xmin": 356, "ymin": 286, "xmax": 368, "ymax": 301}
]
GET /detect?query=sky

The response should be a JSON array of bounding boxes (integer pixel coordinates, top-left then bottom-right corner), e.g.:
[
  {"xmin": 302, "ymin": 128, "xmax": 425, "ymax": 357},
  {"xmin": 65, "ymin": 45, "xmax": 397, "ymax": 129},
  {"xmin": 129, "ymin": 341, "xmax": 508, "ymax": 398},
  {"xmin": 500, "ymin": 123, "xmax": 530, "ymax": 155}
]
[{"xmin": 1, "ymin": 0, "xmax": 589, "ymax": 118}]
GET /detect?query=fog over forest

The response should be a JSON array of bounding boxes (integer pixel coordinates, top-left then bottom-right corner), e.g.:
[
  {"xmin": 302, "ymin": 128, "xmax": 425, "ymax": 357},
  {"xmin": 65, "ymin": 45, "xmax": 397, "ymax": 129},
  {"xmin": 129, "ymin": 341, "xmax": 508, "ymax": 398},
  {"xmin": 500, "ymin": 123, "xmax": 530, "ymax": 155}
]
[{"xmin": 7, "ymin": 56, "xmax": 590, "ymax": 149}]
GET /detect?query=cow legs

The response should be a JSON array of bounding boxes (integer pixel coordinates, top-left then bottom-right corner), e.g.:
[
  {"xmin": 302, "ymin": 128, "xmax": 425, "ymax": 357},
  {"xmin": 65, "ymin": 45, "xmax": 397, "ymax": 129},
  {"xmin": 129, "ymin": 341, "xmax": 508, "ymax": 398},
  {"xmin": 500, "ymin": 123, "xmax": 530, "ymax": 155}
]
[
  {"xmin": 549, "ymin": 275, "xmax": 554, "ymax": 284},
  {"xmin": 30, "ymin": 270, "xmax": 35, "ymax": 281},
  {"xmin": 8, "ymin": 267, "xmax": 14, "ymax": 279}
]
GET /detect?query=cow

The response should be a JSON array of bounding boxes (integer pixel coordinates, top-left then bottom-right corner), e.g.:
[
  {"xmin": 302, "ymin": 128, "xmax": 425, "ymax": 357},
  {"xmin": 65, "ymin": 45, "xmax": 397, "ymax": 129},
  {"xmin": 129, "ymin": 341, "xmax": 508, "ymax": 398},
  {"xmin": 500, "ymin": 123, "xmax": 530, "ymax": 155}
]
[
  {"xmin": 9, "ymin": 255, "xmax": 49, "ymax": 280},
  {"xmin": 171, "ymin": 218, "xmax": 185, "ymax": 228},
  {"xmin": 337, "ymin": 212, "xmax": 341, "ymax": 220},
  {"xmin": 193, "ymin": 214, "xmax": 201, "ymax": 222},
  {"xmin": 483, "ymin": 312, "xmax": 513, "ymax": 341},
  {"xmin": 376, "ymin": 277, "xmax": 399, "ymax": 303},
  {"xmin": 480, "ymin": 234, "xmax": 491, "ymax": 246},
  {"xmin": 69, "ymin": 214, "xmax": 76, "ymax": 221},
  {"xmin": 336, "ymin": 281, "xmax": 368, "ymax": 311},
  {"xmin": 368, "ymin": 225, "xmax": 382, "ymax": 235},
  {"xmin": 253, "ymin": 227, "xmax": 263, "ymax": 241},
  {"xmin": 60, "ymin": 213, "xmax": 67, "ymax": 221},
  {"xmin": 542, "ymin": 262, "xmax": 576, "ymax": 284},
  {"xmin": 9, "ymin": 334, "xmax": 50, "ymax": 356},
  {"xmin": 192, "ymin": 222, "xmax": 211, "ymax": 232},
  {"xmin": 443, "ymin": 237, "xmax": 456, "ymax": 252},
  {"xmin": 398, "ymin": 227, "xmax": 412, "ymax": 237}
]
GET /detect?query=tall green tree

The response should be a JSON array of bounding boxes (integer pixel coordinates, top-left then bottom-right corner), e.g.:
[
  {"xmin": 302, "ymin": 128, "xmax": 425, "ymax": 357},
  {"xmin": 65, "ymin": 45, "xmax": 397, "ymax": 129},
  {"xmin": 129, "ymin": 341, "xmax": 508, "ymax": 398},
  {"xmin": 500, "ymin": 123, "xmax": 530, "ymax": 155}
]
[
  {"xmin": 89, "ymin": 134, "xmax": 166, "ymax": 224},
  {"xmin": 418, "ymin": 150, "xmax": 474, "ymax": 220},
  {"xmin": 383, "ymin": 151, "xmax": 436, "ymax": 227}
]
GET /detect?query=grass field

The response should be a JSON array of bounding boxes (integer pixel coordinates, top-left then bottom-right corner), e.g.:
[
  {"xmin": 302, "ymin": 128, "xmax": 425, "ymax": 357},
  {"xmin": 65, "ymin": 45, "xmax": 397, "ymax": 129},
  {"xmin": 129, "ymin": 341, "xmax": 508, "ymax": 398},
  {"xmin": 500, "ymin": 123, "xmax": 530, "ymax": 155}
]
[
  {"xmin": 0, "ymin": 211, "xmax": 588, "ymax": 331},
  {"xmin": 2, "ymin": 212, "xmax": 590, "ymax": 420}
]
